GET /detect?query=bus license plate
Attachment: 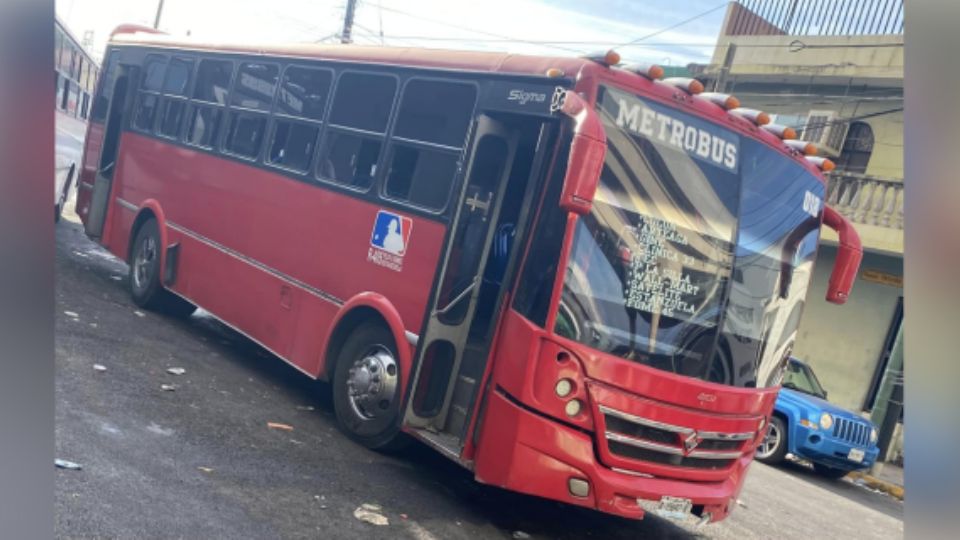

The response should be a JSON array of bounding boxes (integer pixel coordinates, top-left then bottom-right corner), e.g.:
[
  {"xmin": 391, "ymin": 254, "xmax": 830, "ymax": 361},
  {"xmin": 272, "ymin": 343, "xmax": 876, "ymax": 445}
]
[
  {"xmin": 848, "ymin": 448, "xmax": 865, "ymax": 463},
  {"xmin": 643, "ymin": 496, "xmax": 693, "ymax": 521}
]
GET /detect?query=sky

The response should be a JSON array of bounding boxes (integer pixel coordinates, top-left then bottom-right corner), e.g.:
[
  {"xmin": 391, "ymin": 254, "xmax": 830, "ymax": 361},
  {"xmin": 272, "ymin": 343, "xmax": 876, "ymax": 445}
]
[{"xmin": 55, "ymin": 0, "xmax": 731, "ymax": 66}]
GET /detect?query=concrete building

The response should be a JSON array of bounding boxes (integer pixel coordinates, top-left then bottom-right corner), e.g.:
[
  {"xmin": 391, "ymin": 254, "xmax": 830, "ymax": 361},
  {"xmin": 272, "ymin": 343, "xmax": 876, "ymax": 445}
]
[{"xmin": 696, "ymin": 0, "xmax": 904, "ymax": 463}]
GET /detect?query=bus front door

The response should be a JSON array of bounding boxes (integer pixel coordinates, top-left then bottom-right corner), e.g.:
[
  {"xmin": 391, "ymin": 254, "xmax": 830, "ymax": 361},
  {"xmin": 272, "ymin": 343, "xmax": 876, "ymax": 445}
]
[
  {"xmin": 403, "ymin": 112, "xmax": 554, "ymax": 457},
  {"xmin": 85, "ymin": 65, "xmax": 134, "ymax": 240}
]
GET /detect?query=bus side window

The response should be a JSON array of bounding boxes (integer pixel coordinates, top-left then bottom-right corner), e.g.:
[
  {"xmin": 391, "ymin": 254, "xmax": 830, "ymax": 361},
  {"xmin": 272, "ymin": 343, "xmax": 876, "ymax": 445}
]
[
  {"xmin": 317, "ymin": 72, "xmax": 397, "ymax": 190},
  {"xmin": 223, "ymin": 62, "xmax": 278, "ymax": 159},
  {"xmin": 267, "ymin": 66, "xmax": 331, "ymax": 173},
  {"xmin": 157, "ymin": 56, "xmax": 194, "ymax": 140},
  {"xmin": 186, "ymin": 59, "xmax": 233, "ymax": 149},
  {"xmin": 382, "ymin": 79, "xmax": 476, "ymax": 211},
  {"xmin": 132, "ymin": 54, "xmax": 167, "ymax": 133}
]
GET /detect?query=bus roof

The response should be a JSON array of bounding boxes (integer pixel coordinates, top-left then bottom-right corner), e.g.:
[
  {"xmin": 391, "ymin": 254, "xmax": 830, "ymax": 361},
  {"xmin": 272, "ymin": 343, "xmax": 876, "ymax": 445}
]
[
  {"xmin": 111, "ymin": 28, "xmax": 601, "ymax": 81},
  {"xmin": 108, "ymin": 26, "xmax": 825, "ymax": 180}
]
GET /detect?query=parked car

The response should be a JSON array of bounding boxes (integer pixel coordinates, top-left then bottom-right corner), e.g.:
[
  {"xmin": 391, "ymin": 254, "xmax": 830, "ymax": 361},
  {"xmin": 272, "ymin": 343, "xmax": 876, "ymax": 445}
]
[{"xmin": 756, "ymin": 357, "xmax": 880, "ymax": 479}]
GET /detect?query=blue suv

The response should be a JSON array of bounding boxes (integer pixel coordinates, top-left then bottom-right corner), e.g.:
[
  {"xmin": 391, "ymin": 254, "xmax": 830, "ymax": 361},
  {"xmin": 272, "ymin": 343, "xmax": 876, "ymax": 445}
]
[{"xmin": 756, "ymin": 357, "xmax": 880, "ymax": 479}]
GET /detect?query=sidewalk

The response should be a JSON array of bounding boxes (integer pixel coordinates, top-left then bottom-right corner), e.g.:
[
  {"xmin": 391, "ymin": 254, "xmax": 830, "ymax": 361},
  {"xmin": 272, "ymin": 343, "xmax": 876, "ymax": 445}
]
[{"xmin": 849, "ymin": 463, "xmax": 904, "ymax": 500}]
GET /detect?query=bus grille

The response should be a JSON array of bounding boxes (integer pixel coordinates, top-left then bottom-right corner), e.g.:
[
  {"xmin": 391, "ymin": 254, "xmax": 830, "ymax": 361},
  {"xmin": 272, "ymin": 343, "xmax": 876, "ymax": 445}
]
[
  {"xmin": 599, "ymin": 405, "xmax": 753, "ymax": 471},
  {"xmin": 832, "ymin": 417, "xmax": 871, "ymax": 447}
]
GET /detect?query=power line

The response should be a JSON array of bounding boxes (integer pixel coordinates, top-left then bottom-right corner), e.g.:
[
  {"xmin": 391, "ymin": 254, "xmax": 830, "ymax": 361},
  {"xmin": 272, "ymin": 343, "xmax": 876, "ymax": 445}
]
[
  {"xmin": 618, "ymin": 1, "xmax": 731, "ymax": 47},
  {"xmin": 349, "ymin": 33, "xmax": 902, "ymax": 51},
  {"xmin": 370, "ymin": 4, "xmax": 584, "ymax": 54}
]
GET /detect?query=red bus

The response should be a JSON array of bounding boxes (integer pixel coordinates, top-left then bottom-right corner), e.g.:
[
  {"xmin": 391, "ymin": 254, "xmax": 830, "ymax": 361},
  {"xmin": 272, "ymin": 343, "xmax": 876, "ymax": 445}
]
[{"xmin": 76, "ymin": 26, "xmax": 862, "ymax": 524}]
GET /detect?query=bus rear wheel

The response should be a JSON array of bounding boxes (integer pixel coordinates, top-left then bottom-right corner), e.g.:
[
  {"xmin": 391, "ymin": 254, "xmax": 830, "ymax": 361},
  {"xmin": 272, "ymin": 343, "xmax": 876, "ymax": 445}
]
[
  {"xmin": 129, "ymin": 217, "xmax": 196, "ymax": 318},
  {"xmin": 332, "ymin": 322, "xmax": 409, "ymax": 451}
]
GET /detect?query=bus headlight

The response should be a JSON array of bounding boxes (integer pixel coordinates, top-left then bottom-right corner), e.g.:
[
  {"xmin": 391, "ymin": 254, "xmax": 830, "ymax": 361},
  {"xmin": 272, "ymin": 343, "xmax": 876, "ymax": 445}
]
[
  {"xmin": 819, "ymin": 413, "xmax": 834, "ymax": 431},
  {"xmin": 870, "ymin": 427, "xmax": 878, "ymax": 444},
  {"xmin": 565, "ymin": 399, "xmax": 583, "ymax": 417},
  {"xmin": 555, "ymin": 379, "xmax": 573, "ymax": 398}
]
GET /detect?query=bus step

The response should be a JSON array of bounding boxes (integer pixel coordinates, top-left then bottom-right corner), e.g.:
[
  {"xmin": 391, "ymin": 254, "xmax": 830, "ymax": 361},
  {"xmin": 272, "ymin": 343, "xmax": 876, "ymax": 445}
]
[{"xmin": 412, "ymin": 428, "xmax": 464, "ymax": 465}]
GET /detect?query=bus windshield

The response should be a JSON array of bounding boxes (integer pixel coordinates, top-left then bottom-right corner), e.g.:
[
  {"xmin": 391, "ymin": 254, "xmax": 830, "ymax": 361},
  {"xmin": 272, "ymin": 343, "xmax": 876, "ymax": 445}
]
[{"xmin": 554, "ymin": 85, "xmax": 825, "ymax": 388}]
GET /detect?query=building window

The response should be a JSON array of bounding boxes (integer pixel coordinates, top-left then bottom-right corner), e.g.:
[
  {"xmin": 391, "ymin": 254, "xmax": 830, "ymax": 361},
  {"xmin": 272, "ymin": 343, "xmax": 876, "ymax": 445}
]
[{"xmin": 836, "ymin": 121, "xmax": 874, "ymax": 174}]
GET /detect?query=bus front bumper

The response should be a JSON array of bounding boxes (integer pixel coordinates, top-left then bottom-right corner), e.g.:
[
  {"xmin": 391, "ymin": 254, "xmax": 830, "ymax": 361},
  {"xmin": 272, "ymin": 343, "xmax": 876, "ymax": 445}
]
[{"xmin": 473, "ymin": 389, "xmax": 748, "ymax": 523}]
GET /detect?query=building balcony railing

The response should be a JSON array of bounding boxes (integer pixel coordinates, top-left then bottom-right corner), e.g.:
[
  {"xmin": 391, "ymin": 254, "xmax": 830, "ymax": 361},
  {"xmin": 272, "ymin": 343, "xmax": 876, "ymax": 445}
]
[
  {"xmin": 826, "ymin": 172, "xmax": 903, "ymax": 230},
  {"xmin": 726, "ymin": 0, "xmax": 904, "ymax": 37}
]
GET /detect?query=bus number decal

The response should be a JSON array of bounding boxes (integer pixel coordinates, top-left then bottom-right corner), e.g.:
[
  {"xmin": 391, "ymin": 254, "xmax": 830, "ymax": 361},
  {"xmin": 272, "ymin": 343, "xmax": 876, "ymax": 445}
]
[
  {"xmin": 368, "ymin": 210, "xmax": 413, "ymax": 272},
  {"xmin": 802, "ymin": 191, "xmax": 822, "ymax": 218}
]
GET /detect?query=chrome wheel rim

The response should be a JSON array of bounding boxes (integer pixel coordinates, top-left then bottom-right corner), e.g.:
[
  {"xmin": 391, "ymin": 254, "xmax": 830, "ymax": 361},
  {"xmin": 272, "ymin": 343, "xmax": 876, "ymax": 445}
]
[
  {"xmin": 133, "ymin": 236, "xmax": 157, "ymax": 290},
  {"xmin": 345, "ymin": 345, "xmax": 398, "ymax": 421},
  {"xmin": 757, "ymin": 422, "xmax": 781, "ymax": 459}
]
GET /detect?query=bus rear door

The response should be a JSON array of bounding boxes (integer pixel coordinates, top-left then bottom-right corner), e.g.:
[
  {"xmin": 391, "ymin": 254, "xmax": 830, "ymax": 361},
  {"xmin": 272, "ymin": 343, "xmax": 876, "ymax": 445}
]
[{"xmin": 85, "ymin": 62, "xmax": 136, "ymax": 239}]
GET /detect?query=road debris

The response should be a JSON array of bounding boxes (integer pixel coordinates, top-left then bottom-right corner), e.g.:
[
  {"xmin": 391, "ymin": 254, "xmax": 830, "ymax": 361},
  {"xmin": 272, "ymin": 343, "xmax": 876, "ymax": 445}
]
[
  {"xmin": 512, "ymin": 532, "xmax": 531, "ymax": 539},
  {"xmin": 400, "ymin": 513, "xmax": 408, "ymax": 520},
  {"xmin": 134, "ymin": 310, "xmax": 146, "ymax": 317},
  {"xmin": 64, "ymin": 311, "xmax": 79, "ymax": 318},
  {"xmin": 55, "ymin": 459, "xmax": 82, "ymax": 470},
  {"xmin": 161, "ymin": 384, "xmax": 177, "ymax": 391},
  {"xmin": 295, "ymin": 405, "xmax": 315, "ymax": 411},
  {"xmin": 736, "ymin": 499, "xmax": 747, "ymax": 509},
  {"xmin": 166, "ymin": 367, "xmax": 186, "ymax": 376},
  {"xmin": 197, "ymin": 466, "xmax": 214, "ymax": 473},
  {"xmin": 93, "ymin": 364, "xmax": 107, "ymax": 372},
  {"xmin": 353, "ymin": 503, "xmax": 389, "ymax": 526},
  {"xmin": 289, "ymin": 439, "xmax": 304, "ymax": 445},
  {"xmin": 110, "ymin": 275, "xmax": 122, "ymax": 281},
  {"xmin": 267, "ymin": 422, "xmax": 294, "ymax": 431}
]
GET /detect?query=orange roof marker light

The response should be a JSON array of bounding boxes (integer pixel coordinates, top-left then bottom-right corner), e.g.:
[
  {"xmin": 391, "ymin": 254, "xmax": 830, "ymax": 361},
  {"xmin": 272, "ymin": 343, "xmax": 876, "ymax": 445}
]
[
  {"xmin": 583, "ymin": 50, "xmax": 621, "ymax": 67},
  {"xmin": 699, "ymin": 92, "xmax": 740, "ymax": 110},
  {"xmin": 545, "ymin": 67, "xmax": 565, "ymax": 78},
  {"xmin": 729, "ymin": 107, "xmax": 770, "ymax": 126},
  {"xmin": 662, "ymin": 77, "xmax": 704, "ymax": 95},
  {"xmin": 806, "ymin": 156, "xmax": 836, "ymax": 172},
  {"xmin": 620, "ymin": 63, "xmax": 664, "ymax": 80},
  {"xmin": 762, "ymin": 123, "xmax": 798, "ymax": 140},
  {"xmin": 785, "ymin": 139, "xmax": 818, "ymax": 155}
]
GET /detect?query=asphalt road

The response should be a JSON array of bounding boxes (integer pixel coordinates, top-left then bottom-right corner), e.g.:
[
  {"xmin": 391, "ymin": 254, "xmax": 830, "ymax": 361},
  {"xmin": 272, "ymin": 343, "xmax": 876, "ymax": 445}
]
[{"xmin": 55, "ymin": 201, "xmax": 903, "ymax": 539}]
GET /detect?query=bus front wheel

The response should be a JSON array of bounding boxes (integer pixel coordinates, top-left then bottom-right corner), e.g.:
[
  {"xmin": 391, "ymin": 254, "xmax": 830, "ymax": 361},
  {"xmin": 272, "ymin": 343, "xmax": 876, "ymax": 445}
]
[
  {"xmin": 332, "ymin": 322, "xmax": 409, "ymax": 451},
  {"xmin": 128, "ymin": 218, "xmax": 196, "ymax": 318}
]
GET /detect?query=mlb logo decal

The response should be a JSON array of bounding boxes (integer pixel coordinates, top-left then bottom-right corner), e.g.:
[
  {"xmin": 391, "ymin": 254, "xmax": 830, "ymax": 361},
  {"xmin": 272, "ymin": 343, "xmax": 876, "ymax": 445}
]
[
  {"xmin": 370, "ymin": 210, "xmax": 412, "ymax": 255},
  {"xmin": 368, "ymin": 210, "xmax": 412, "ymax": 272}
]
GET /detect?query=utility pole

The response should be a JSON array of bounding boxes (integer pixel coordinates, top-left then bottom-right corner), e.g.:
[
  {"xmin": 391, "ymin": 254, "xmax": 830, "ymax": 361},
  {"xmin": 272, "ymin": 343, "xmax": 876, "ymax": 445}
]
[
  {"xmin": 154, "ymin": 0, "xmax": 165, "ymax": 30},
  {"xmin": 340, "ymin": 0, "xmax": 357, "ymax": 44}
]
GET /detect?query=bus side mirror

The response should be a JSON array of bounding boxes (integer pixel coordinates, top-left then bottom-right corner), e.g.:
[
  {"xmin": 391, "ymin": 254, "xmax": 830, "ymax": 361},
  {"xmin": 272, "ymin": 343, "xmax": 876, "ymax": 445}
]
[
  {"xmin": 822, "ymin": 205, "xmax": 862, "ymax": 305},
  {"xmin": 557, "ymin": 91, "xmax": 607, "ymax": 215}
]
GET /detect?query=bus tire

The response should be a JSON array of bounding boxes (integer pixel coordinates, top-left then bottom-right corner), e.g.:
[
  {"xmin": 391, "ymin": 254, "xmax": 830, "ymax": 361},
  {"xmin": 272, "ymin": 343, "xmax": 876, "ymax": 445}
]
[
  {"xmin": 332, "ymin": 321, "xmax": 410, "ymax": 451},
  {"xmin": 128, "ymin": 218, "xmax": 196, "ymax": 318}
]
